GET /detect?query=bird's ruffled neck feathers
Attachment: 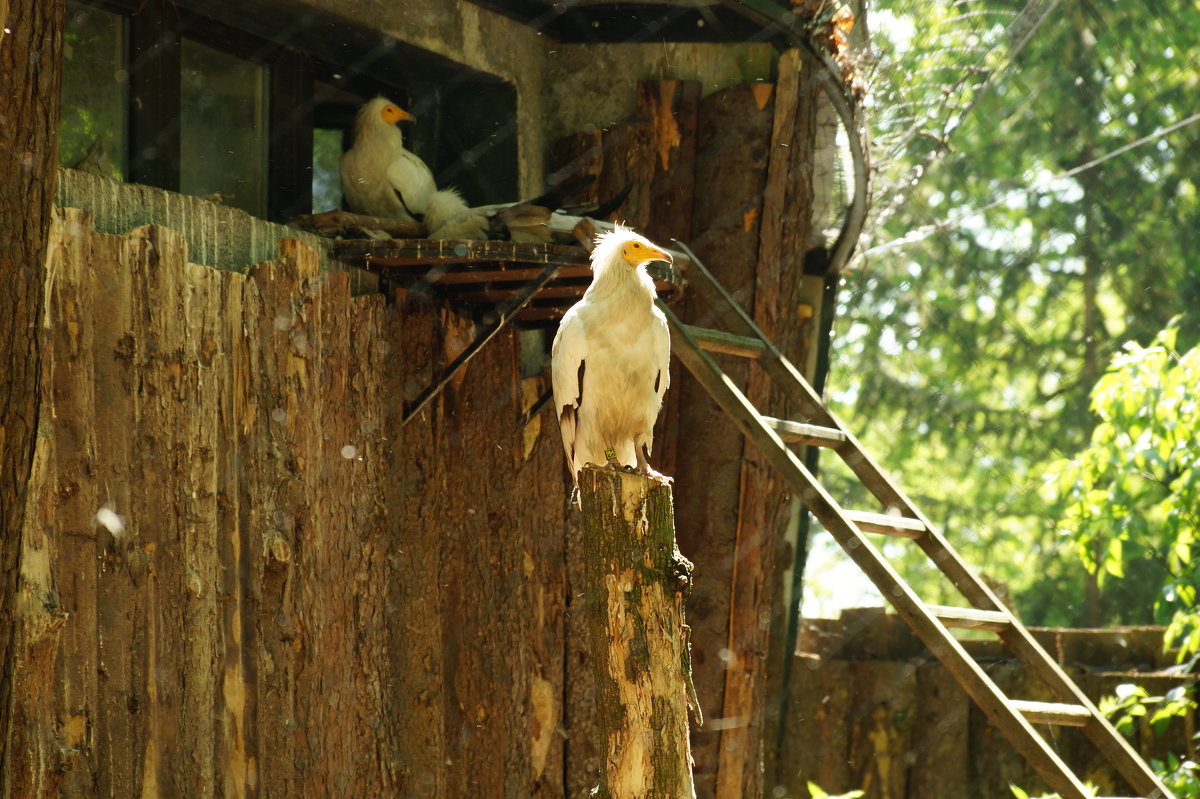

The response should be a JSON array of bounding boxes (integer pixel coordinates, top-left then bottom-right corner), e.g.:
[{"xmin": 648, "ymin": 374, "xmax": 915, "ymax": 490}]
[{"xmin": 357, "ymin": 97, "xmax": 404, "ymax": 146}]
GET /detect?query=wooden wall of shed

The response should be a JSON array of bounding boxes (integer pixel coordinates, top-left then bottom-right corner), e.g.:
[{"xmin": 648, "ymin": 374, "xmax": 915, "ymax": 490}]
[
  {"xmin": 9, "ymin": 207, "xmax": 572, "ymax": 798},
  {"xmin": 778, "ymin": 611, "xmax": 1195, "ymax": 799},
  {"xmin": 553, "ymin": 64, "xmax": 825, "ymax": 799}
]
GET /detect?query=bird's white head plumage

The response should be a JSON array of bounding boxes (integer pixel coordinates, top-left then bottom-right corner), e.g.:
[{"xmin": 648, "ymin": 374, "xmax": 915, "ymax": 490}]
[
  {"xmin": 587, "ymin": 225, "xmax": 673, "ymax": 295},
  {"xmin": 354, "ymin": 96, "xmax": 413, "ymax": 146}
]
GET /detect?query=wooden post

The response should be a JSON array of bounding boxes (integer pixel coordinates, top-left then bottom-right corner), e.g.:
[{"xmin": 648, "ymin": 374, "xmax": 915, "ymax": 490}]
[{"xmin": 579, "ymin": 466, "xmax": 698, "ymax": 799}]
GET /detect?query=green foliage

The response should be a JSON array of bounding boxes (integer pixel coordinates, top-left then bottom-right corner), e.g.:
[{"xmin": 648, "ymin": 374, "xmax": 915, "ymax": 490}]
[
  {"xmin": 1099, "ymin": 683, "xmax": 1196, "ymax": 739},
  {"xmin": 1043, "ymin": 326, "xmax": 1200, "ymax": 654},
  {"xmin": 1149, "ymin": 752, "xmax": 1200, "ymax": 799},
  {"xmin": 1013, "ymin": 679, "xmax": 1200, "ymax": 798},
  {"xmin": 820, "ymin": 0, "xmax": 1200, "ymax": 625}
]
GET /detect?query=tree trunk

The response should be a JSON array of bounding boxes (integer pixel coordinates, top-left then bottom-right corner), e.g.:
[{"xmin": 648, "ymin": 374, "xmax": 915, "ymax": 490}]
[
  {"xmin": 579, "ymin": 466, "xmax": 697, "ymax": 799},
  {"xmin": 0, "ymin": 0, "xmax": 65, "ymax": 793},
  {"xmin": 728, "ymin": 49, "xmax": 820, "ymax": 799},
  {"xmin": 675, "ymin": 82, "xmax": 774, "ymax": 799}
]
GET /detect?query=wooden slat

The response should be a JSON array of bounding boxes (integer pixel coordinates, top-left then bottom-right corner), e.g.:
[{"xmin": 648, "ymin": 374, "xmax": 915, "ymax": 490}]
[
  {"xmin": 683, "ymin": 325, "xmax": 766, "ymax": 359},
  {"xmin": 844, "ymin": 510, "xmax": 926, "ymax": 539},
  {"xmin": 764, "ymin": 417, "xmax": 846, "ymax": 447},
  {"xmin": 336, "ymin": 238, "xmax": 590, "ymax": 267},
  {"xmin": 927, "ymin": 605, "xmax": 1012, "ymax": 632},
  {"xmin": 1011, "ymin": 700, "xmax": 1093, "ymax": 728},
  {"xmin": 376, "ymin": 264, "xmax": 591, "ymax": 284},
  {"xmin": 448, "ymin": 283, "xmax": 593, "ymax": 302},
  {"xmin": 336, "ymin": 238, "xmax": 681, "ymax": 324}
]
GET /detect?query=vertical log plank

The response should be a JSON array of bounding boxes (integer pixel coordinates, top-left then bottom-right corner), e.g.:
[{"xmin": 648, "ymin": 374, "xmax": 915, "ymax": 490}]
[
  {"xmin": 389, "ymin": 287, "xmax": 448, "ymax": 796},
  {"xmin": 674, "ymin": 82, "xmax": 775, "ymax": 799},
  {"xmin": 635, "ymin": 79, "xmax": 700, "ymax": 484},
  {"xmin": 42, "ymin": 211, "xmax": 103, "ymax": 796},
  {"xmin": 727, "ymin": 49, "xmax": 821, "ymax": 799}
]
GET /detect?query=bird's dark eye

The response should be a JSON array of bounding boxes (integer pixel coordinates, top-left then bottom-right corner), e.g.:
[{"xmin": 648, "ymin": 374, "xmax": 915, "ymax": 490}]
[{"xmin": 633, "ymin": 243, "xmax": 641, "ymax": 248}]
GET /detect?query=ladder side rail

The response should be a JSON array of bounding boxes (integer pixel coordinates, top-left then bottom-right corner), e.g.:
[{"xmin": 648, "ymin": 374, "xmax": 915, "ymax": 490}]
[
  {"xmin": 998, "ymin": 628, "xmax": 1174, "ymax": 798},
  {"xmin": 667, "ymin": 252, "xmax": 1173, "ymax": 798},
  {"xmin": 662, "ymin": 262, "xmax": 1030, "ymax": 612},
  {"xmin": 663, "ymin": 256, "xmax": 1057, "ymax": 622},
  {"xmin": 671, "ymin": 248, "xmax": 922, "ymax": 514},
  {"xmin": 665, "ymin": 312, "xmax": 1101, "ymax": 799},
  {"xmin": 909, "ymin": 521, "xmax": 1173, "ymax": 796}
]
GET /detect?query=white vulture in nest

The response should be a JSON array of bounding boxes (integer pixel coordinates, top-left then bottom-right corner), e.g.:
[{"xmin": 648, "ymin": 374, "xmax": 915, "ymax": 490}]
[
  {"xmin": 551, "ymin": 226, "xmax": 673, "ymax": 502},
  {"xmin": 339, "ymin": 97, "xmax": 468, "ymax": 235},
  {"xmin": 341, "ymin": 98, "xmax": 616, "ymax": 241}
]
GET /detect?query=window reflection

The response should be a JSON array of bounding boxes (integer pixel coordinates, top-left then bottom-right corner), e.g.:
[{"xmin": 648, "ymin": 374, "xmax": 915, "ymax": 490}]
[
  {"xmin": 59, "ymin": 1, "xmax": 128, "ymax": 179},
  {"xmin": 180, "ymin": 39, "xmax": 267, "ymax": 217}
]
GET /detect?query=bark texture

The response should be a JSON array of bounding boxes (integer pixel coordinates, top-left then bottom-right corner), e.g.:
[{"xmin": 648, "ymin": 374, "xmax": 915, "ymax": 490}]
[
  {"xmin": 579, "ymin": 467, "xmax": 695, "ymax": 799},
  {"xmin": 0, "ymin": 0, "xmax": 65, "ymax": 793},
  {"xmin": 726, "ymin": 49, "xmax": 820, "ymax": 799},
  {"xmin": 7, "ymin": 209, "xmax": 571, "ymax": 798}
]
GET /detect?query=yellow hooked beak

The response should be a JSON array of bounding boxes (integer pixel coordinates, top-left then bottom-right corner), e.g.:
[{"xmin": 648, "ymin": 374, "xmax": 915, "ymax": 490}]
[{"xmin": 624, "ymin": 242, "xmax": 673, "ymax": 266}]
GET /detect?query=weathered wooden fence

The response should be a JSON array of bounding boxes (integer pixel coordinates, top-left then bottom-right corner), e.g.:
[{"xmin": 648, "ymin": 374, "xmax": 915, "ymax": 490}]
[
  {"xmin": 777, "ymin": 609, "xmax": 1195, "ymax": 799},
  {"xmin": 11, "ymin": 208, "xmax": 572, "ymax": 797}
]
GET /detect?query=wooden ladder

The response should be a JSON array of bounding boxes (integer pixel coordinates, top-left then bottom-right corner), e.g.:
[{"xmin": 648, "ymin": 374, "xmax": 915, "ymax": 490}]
[{"xmin": 660, "ymin": 242, "xmax": 1174, "ymax": 799}]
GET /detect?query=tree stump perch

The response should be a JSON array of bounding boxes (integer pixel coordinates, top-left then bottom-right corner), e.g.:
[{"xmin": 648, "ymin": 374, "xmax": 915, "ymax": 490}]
[{"xmin": 579, "ymin": 466, "xmax": 698, "ymax": 799}]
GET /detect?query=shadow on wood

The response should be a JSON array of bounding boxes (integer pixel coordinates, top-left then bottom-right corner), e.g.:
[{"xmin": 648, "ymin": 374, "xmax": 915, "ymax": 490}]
[{"xmin": 578, "ymin": 466, "xmax": 698, "ymax": 799}]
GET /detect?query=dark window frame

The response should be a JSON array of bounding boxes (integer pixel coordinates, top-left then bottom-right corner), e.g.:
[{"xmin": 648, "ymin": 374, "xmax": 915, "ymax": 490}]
[{"xmin": 69, "ymin": 0, "xmax": 520, "ymax": 222}]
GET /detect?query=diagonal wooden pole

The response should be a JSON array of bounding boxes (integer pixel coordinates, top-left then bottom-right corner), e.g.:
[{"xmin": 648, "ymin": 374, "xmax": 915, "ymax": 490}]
[{"xmin": 578, "ymin": 466, "xmax": 699, "ymax": 799}]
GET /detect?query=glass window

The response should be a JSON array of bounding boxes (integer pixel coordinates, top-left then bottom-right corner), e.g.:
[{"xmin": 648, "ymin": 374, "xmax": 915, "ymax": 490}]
[
  {"xmin": 312, "ymin": 128, "xmax": 344, "ymax": 213},
  {"xmin": 59, "ymin": 1, "xmax": 128, "ymax": 179},
  {"xmin": 180, "ymin": 38, "xmax": 267, "ymax": 217}
]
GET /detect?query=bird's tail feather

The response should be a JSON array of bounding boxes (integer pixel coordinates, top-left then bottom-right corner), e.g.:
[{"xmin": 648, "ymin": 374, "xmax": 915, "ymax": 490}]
[{"xmin": 423, "ymin": 188, "xmax": 470, "ymax": 236}]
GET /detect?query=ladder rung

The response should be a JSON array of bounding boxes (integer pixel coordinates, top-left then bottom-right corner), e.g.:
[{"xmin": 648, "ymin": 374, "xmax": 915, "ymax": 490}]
[
  {"xmin": 682, "ymin": 325, "xmax": 766, "ymax": 359},
  {"xmin": 928, "ymin": 604, "xmax": 1012, "ymax": 632},
  {"xmin": 1010, "ymin": 700, "xmax": 1093, "ymax": 727},
  {"xmin": 844, "ymin": 510, "xmax": 926, "ymax": 539},
  {"xmin": 764, "ymin": 417, "xmax": 847, "ymax": 447}
]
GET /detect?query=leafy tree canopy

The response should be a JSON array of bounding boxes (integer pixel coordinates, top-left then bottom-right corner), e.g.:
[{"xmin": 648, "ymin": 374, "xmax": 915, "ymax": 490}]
[
  {"xmin": 814, "ymin": 0, "xmax": 1200, "ymax": 626},
  {"xmin": 1044, "ymin": 325, "xmax": 1200, "ymax": 653}
]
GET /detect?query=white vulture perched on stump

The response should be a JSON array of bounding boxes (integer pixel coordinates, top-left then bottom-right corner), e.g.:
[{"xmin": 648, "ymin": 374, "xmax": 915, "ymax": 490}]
[
  {"xmin": 551, "ymin": 226, "xmax": 673, "ymax": 502},
  {"xmin": 339, "ymin": 97, "xmax": 468, "ymax": 235}
]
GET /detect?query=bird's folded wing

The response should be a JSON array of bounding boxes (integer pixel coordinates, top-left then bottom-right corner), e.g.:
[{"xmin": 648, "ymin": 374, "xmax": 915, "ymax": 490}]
[
  {"xmin": 652, "ymin": 309, "xmax": 671, "ymax": 400},
  {"xmin": 550, "ymin": 311, "xmax": 589, "ymax": 469},
  {"xmin": 386, "ymin": 152, "xmax": 438, "ymax": 216}
]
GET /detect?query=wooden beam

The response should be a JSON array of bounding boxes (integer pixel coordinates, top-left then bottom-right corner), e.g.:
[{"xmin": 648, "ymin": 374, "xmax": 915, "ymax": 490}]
[
  {"xmin": 402, "ymin": 262, "xmax": 561, "ymax": 423},
  {"xmin": 673, "ymin": 82, "xmax": 774, "ymax": 799}
]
